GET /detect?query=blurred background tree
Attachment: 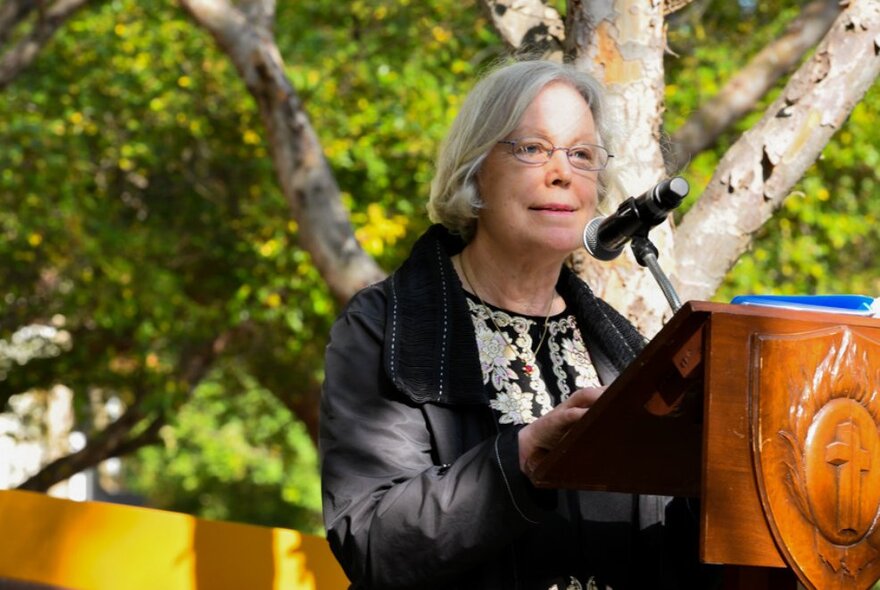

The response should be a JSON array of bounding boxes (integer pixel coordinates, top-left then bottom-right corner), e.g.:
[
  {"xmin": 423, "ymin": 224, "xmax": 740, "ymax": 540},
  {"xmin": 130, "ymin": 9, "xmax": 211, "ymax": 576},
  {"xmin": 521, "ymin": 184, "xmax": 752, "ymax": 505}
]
[{"xmin": 0, "ymin": 0, "xmax": 877, "ymax": 534}]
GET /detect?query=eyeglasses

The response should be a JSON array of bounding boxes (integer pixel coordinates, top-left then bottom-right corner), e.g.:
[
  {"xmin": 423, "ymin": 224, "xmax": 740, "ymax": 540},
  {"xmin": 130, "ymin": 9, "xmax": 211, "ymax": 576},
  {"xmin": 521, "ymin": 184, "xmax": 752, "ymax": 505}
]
[{"xmin": 498, "ymin": 137, "xmax": 613, "ymax": 172}]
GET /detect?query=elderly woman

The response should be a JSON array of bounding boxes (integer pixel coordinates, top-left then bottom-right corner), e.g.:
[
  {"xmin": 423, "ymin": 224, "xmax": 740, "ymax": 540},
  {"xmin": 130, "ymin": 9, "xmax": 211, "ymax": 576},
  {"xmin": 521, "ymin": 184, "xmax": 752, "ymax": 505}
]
[{"xmin": 320, "ymin": 60, "xmax": 708, "ymax": 589}]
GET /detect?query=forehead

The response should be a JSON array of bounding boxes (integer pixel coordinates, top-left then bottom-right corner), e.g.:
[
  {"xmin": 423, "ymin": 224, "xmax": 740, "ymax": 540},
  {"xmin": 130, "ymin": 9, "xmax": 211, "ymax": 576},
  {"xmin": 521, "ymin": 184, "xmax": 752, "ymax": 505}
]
[{"xmin": 514, "ymin": 82, "xmax": 596, "ymax": 139}]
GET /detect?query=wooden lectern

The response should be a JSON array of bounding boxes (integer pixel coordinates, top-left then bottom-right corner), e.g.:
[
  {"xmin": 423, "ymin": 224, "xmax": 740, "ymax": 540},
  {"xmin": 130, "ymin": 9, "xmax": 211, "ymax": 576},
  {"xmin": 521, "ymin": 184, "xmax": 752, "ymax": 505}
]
[{"xmin": 533, "ymin": 301, "xmax": 880, "ymax": 590}]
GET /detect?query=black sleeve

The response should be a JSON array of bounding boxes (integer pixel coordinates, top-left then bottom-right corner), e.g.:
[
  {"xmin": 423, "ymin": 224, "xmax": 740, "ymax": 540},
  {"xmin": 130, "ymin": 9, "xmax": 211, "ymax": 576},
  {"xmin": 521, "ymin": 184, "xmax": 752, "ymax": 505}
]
[{"xmin": 319, "ymin": 287, "xmax": 550, "ymax": 589}]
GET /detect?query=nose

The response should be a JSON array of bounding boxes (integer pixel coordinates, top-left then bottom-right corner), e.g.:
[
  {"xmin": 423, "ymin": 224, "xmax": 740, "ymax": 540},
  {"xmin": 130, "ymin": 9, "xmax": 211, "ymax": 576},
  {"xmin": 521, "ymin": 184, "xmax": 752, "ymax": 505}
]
[{"xmin": 546, "ymin": 148, "xmax": 573, "ymax": 187}]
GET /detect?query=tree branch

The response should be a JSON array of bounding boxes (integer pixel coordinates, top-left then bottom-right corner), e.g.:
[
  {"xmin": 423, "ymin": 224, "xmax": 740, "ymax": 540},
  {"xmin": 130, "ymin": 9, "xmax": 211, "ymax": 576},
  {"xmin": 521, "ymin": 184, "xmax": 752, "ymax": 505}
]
[
  {"xmin": 663, "ymin": 0, "xmax": 697, "ymax": 16},
  {"xmin": 15, "ymin": 327, "xmax": 234, "ymax": 492},
  {"xmin": 480, "ymin": 0, "xmax": 564, "ymax": 59},
  {"xmin": 673, "ymin": 0, "xmax": 880, "ymax": 302},
  {"xmin": 239, "ymin": 0, "xmax": 273, "ymax": 32},
  {"xmin": 17, "ymin": 401, "xmax": 151, "ymax": 491},
  {"xmin": 179, "ymin": 0, "xmax": 386, "ymax": 304},
  {"xmin": 0, "ymin": 0, "xmax": 92, "ymax": 91},
  {"xmin": 0, "ymin": 0, "xmax": 34, "ymax": 47},
  {"xmin": 667, "ymin": 0, "xmax": 841, "ymax": 170}
]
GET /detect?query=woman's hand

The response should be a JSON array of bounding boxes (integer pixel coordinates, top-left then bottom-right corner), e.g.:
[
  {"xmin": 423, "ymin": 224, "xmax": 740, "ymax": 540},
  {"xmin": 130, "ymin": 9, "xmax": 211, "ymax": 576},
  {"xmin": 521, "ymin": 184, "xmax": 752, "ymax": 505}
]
[{"xmin": 518, "ymin": 386, "xmax": 607, "ymax": 481}]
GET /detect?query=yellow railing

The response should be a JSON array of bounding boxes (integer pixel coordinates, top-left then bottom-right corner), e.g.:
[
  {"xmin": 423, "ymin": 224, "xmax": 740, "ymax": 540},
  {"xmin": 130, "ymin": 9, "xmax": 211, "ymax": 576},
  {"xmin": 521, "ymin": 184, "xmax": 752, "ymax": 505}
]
[{"xmin": 0, "ymin": 489, "xmax": 348, "ymax": 589}]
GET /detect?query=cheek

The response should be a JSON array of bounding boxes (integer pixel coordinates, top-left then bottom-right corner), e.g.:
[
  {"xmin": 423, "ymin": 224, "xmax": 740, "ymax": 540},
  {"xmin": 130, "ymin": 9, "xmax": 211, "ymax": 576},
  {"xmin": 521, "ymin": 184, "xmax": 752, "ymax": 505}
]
[
  {"xmin": 479, "ymin": 170, "xmax": 532, "ymax": 208},
  {"xmin": 578, "ymin": 178, "xmax": 601, "ymax": 208},
  {"xmin": 476, "ymin": 168, "xmax": 507, "ymax": 206}
]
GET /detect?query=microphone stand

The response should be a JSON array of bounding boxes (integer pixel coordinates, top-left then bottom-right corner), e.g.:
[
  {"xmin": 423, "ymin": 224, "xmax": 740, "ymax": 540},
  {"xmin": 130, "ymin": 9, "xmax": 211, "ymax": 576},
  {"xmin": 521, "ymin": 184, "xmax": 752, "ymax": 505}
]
[{"xmin": 629, "ymin": 229, "xmax": 682, "ymax": 314}]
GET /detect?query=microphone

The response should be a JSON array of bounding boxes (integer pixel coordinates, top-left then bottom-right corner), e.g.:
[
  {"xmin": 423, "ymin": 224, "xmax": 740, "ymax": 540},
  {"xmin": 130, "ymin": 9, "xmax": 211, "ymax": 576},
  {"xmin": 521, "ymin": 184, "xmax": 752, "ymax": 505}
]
[{"xmin": 583, "ymin": 176, "xmax": 689, "ymax": 261}]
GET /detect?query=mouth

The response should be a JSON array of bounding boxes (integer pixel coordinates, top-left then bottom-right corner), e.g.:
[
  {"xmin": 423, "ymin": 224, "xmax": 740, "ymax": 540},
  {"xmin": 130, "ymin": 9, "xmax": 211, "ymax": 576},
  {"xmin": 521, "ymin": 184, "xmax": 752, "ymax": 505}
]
[{"xmin": 529, "ymin": 204, "xmax": 576, "ymax": 213}]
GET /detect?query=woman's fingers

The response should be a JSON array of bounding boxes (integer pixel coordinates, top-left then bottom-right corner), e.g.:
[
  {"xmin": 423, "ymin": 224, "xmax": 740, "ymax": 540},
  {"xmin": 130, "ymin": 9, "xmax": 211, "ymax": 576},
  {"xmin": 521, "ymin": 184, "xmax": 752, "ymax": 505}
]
[
  {"xmin": 518, "ymin": 386, "xmax": 607, "ymax": 478},
  {"xmin": 562, "ymin": 386, "xmax": 606, "ymax": 409}
]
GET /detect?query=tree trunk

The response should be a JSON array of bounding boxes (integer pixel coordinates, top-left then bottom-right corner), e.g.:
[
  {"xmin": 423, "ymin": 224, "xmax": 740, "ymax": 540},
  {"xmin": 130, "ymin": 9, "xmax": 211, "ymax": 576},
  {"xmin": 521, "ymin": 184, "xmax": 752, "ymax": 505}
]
[{"xmin": 566, "ymin": 0, "xmax": 673, "ymax": 337}]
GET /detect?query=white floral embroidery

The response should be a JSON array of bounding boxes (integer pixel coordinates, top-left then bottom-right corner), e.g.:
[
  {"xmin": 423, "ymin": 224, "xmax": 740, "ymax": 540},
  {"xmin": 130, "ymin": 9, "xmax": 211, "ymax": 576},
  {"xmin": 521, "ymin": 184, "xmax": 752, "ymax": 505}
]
[
  {"xmin": 489, "ymin": 382, "xmax": 535, "ymax": 425},
  {"xmin": 474, "ymin": 320, "xmax": 517, "ymax": 389},
  {"xmin": 467, "ymin": 299, "xmax": 599, "ymax": 425},
  {"xmin": 533, "ymin": 389, "xmax": 554, "ymax": 416},
  {"xmin": 548, "ymin": 316, "xmax": 600, "ymax": 399},
  {"xmin": 564, "ymin": 332, "xmax": 600, "ymax": 389}
]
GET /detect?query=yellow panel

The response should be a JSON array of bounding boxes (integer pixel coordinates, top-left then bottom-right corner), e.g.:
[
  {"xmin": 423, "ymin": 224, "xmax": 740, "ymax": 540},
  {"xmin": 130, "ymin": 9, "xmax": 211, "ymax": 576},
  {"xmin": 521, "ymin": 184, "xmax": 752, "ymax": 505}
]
[{"xmin": 0, "ymin": 490, "xmax": 349, "ymax": 590}]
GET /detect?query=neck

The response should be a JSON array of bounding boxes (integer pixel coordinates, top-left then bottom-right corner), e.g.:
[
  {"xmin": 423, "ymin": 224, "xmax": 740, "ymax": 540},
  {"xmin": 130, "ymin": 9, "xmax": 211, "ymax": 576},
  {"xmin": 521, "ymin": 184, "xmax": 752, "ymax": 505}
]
[{"xmin": 456, "ymin": 243, "xmax": 565, "ymax": 317}]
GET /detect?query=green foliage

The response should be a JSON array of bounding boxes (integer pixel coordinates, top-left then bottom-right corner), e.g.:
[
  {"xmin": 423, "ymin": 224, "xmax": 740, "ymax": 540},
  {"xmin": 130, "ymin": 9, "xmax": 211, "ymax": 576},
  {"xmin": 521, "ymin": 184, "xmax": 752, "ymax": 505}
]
[
  {"xmin": 277, "ymin": 0, "xmax": 502, "ymax": 265},
  {"xmin": 5, "ymin": 0, "xmax": 879, "ymax": 535},
  {"xmin": 666, "ymin": 0, "xmax": 804, "ymax": 128},
  {"xmin": 0, "ymin": 0, "xmax": 323, "ymax": 529},
  {"xmin": 1, "ymin": 0, "xmax": 499, "ymax": 532},
  {"xmin": 126, "ymin": 365, "xmax": 321, "ymax": 530}
]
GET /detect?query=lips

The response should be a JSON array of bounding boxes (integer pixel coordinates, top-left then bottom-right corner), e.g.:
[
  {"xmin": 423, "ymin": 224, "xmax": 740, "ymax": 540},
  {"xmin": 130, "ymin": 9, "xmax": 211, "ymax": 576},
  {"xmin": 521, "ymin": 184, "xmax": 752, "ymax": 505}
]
[{"xmin": 530, "ymin": 204, "xmax": 576, "ymax": 212}]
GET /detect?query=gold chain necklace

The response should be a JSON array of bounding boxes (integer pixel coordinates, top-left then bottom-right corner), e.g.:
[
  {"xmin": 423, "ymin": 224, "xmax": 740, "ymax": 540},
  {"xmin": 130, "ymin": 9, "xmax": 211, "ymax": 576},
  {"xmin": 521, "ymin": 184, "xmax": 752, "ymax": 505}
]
[{"xmin": 459, "ymin": 253, "xmax": 555, "ymax": 377}]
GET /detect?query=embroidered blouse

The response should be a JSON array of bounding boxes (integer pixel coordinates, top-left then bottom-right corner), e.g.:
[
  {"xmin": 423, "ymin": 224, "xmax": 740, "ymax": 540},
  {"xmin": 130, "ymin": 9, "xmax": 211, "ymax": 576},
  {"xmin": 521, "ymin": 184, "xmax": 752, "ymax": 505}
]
[{"xmin": 464, "ymin": 295, "xmax": 601, "ymax": 426}]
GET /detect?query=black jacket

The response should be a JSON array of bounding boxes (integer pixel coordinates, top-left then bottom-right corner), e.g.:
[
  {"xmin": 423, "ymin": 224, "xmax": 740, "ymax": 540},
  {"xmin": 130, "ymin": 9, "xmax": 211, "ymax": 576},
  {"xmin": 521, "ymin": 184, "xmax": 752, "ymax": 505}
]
[{"xmin": 320, "ymin": 225, "xmax": 709, "ymax": 589}]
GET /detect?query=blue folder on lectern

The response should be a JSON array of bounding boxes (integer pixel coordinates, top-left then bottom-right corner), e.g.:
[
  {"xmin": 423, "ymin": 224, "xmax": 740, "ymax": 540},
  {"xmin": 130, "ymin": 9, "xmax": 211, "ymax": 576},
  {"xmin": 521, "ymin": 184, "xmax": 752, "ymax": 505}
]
[{"xmin": 731, "ymin": 294, "xmax": 877, "ymax": 316}]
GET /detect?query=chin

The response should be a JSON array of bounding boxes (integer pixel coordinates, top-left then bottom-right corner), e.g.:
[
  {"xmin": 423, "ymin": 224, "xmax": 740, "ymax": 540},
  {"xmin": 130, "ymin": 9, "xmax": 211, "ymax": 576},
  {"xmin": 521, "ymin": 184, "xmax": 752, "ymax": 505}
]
[{"xmin": 533, "ymin": 231, "xmax": 583, "ymax": 256}]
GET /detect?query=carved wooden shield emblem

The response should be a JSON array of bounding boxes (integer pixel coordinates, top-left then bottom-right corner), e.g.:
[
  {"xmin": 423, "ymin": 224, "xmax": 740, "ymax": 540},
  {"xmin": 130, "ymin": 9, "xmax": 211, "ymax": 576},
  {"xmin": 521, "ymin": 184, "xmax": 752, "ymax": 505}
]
[{"xmin": 751, "ymin": 326, "xmax": 880, "ymax": 589}]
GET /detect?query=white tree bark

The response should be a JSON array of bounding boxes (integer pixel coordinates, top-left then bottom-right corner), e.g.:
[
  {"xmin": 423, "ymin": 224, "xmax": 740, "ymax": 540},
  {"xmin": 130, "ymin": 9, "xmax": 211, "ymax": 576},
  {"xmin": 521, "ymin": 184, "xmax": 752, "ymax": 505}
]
[
  {"xmin": 481, "ymin": 0, "xmax": 695, "ymax": 60},
  {"xmin": 565, "ymin": 0, "xmax": 673, "ymax": 336},
  {"xmin": 531, "ymin": 0, "xmax": 880, "ymax": 338},
  {"xmin": 673, "ymin": 0, "xmax": 880, "ymax": 302},
  {"xmin": 481, "ymin": 0, "xmax": 564, "ymax": 59},
  {"xmin": 668, "ymin": 0, "xmax": 841, "ymax": 170}
]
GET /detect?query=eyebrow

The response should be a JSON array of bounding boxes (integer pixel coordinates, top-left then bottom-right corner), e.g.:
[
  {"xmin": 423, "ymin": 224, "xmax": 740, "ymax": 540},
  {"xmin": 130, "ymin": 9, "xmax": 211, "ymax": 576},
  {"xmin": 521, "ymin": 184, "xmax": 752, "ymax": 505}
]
[{"xmin": 511, "ymin": 130, "xmax": 600, "ymax": 144}]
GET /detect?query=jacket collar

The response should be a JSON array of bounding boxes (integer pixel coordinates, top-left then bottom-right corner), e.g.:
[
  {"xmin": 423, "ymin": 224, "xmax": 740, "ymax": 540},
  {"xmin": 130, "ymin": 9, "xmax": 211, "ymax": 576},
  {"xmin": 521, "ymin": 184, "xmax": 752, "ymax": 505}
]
[{"xmin": 383, "ymin": 225, "xmax": 639, "ymax": 405}]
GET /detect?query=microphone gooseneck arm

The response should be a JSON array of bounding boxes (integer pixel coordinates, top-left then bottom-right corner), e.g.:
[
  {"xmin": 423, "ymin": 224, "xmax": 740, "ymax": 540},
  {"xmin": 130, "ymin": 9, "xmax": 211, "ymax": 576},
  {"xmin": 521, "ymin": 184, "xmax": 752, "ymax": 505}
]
[{"xmin": 630, "ymin": 235, "xmax": 682, "ymax": 314}]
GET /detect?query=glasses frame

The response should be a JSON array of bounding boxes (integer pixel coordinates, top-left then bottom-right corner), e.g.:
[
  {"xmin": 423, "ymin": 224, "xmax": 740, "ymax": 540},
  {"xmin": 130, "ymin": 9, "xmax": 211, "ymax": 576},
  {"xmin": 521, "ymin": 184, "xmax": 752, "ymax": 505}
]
[{"xmin": 498, "ymin": 137, "xmax": 613, "ymax": 172}]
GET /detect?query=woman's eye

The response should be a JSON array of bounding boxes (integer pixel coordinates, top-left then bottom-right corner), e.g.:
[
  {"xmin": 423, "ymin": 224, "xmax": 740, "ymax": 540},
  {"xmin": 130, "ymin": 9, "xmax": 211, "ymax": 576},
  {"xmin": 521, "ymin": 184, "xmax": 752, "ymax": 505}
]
[
  {"xmin": 570, "ymin": 147, "xmax": 595, "ymax": 162},
  {"xmin": 518, "ymin": 142, "xmax": 547, "ymax": 156}
]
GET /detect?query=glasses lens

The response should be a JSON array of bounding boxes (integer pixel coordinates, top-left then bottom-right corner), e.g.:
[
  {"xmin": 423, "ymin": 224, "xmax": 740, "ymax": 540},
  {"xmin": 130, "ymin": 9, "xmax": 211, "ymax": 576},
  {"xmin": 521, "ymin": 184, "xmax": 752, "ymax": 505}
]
[
  {"xmin": 504, "ymin": 138, "xmax": 610, "ymax": 170},
  {"xmin": 568, "ymin": 145, "xmax": 608, "ymax": 171},
  {"xmin": 511, "ymin": 139, "xmax": 552, "ymax": 164}
]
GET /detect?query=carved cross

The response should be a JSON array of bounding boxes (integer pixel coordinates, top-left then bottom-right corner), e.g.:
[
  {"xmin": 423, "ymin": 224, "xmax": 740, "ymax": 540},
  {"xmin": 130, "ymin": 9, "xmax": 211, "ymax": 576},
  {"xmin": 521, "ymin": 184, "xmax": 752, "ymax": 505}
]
[{"xmin": 825, "ymin": 418, "xmax": 872, "ymax": 534}]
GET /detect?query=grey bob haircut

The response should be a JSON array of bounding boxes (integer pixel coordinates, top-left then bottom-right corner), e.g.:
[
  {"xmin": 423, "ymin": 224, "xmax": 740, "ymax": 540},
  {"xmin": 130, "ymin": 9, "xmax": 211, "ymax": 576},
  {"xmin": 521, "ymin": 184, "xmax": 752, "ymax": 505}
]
[{"xmin": 427, "ymin": 60, "xmax": 620, "ymax": 241}]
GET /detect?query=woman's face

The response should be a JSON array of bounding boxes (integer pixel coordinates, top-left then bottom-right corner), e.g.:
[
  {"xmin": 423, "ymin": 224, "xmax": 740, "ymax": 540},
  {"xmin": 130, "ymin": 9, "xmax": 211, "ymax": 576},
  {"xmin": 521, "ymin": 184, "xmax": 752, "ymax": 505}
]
[{"xmin": 474, "ymin": 82, "xmax": 601, "ymax": 260}]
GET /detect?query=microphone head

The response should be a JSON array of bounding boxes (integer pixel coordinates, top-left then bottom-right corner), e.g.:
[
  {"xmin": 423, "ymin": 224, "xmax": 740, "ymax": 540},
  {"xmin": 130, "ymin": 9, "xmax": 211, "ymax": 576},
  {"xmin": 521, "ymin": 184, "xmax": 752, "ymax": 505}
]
[
  {"xmin": 583, "ymin": 217, "xmax": 623, "ymax": 261},
  {"xmin": 655, "ymin": 176, "xmax": 689, "ymax": 209}
]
